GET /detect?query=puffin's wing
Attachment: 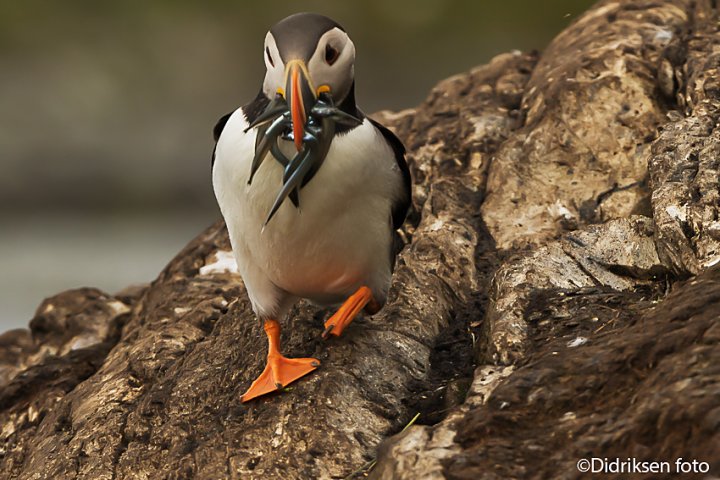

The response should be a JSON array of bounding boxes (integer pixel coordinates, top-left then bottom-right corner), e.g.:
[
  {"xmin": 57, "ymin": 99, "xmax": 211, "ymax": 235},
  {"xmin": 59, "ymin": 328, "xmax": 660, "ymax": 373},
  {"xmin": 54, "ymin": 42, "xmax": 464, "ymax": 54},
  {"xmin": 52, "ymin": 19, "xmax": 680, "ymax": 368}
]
[
  {"xmin": 368, "ymin": 118, "xmax": 411, "ymax": 229},
  {"xmin": 211, "ymin": 113, "xmax": 233, "ymax": 167},
  {"xmin": 211, "ymin": 90, "xmax": 271, "ymax": 167}
]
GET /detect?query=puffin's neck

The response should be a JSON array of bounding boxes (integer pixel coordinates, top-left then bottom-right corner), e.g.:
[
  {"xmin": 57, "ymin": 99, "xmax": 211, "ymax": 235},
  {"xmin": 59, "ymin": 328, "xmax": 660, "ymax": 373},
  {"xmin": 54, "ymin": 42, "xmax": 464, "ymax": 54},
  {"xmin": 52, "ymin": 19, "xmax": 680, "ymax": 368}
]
[{"xmin": 337, "ymin": 82, "xmax": 360, "ymax": 117}]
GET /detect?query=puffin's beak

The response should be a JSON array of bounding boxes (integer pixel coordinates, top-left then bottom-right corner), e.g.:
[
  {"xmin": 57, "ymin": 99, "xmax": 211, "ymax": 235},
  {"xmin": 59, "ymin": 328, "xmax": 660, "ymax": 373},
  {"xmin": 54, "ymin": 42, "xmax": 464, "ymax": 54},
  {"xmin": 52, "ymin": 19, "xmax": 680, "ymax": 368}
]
[{"xmin": 284, "ymin": 60, "xmax": 316, "ymax": 151}]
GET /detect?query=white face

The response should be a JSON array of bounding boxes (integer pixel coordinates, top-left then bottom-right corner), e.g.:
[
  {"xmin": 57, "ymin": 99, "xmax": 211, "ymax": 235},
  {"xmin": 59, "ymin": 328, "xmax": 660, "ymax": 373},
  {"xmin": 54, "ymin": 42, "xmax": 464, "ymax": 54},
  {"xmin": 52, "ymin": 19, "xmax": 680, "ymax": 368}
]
[{"xmin": 262, "ymin": 27, "xmax": 356, "ymax": 103}]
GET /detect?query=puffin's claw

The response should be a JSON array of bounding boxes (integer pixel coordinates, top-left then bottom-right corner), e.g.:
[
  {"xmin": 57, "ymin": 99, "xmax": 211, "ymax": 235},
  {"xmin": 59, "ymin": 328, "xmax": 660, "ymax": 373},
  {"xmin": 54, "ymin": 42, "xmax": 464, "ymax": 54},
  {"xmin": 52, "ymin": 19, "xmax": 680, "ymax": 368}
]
[{"xmin": 321, "ymin": 324, "xmax": 335, "ymax": 338}]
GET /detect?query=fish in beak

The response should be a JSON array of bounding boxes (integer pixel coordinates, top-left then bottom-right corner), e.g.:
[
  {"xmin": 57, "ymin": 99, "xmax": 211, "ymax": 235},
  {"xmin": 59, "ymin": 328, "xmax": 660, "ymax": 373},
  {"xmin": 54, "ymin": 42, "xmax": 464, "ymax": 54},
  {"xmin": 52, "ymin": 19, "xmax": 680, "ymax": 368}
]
[{"xmin": 283, "ymin": 60, "xmax": 317, "ymax": 151}]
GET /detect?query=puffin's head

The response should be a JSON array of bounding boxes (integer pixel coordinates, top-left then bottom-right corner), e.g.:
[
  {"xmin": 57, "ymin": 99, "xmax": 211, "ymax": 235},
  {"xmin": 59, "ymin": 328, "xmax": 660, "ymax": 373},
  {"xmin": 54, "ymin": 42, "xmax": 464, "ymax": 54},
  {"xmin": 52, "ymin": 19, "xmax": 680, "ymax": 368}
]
[{"xmin": 262, "ymin": 13, "xmax": 355, "ymax": 151}]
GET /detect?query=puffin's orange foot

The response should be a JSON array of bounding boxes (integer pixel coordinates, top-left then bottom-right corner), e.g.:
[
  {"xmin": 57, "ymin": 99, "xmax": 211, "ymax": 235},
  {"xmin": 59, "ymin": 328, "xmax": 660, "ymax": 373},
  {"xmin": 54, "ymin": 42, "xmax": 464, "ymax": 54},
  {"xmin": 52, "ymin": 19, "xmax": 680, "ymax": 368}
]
[
  {"xmin": 322, "ymin": 286, "xmax": 373, "ymax": 339},
  {"xmin": 241, "ymin": 354, "xmax": 320, "ymax": 402}
]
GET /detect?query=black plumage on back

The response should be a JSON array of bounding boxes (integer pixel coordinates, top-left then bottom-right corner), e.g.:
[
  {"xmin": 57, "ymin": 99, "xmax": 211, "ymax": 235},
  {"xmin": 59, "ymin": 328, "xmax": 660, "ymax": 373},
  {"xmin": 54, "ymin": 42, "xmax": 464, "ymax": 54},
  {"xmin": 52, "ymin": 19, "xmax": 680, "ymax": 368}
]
[{"xmin": 368, "ymin": 118, "xmax": 411, "ymax": 230}]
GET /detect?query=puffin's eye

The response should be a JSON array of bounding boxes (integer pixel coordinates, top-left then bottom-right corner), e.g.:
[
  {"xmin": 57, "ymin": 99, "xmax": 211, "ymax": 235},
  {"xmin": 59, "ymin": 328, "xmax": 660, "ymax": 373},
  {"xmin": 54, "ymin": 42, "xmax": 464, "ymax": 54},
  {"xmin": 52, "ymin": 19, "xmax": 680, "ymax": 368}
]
[
  {"xmin": 266, "ymin": 47, "xmax": 274, "ymax": 67},
  {"xmin": 325, "ymin": 45, "xmax": 339, "ymax": 65}
]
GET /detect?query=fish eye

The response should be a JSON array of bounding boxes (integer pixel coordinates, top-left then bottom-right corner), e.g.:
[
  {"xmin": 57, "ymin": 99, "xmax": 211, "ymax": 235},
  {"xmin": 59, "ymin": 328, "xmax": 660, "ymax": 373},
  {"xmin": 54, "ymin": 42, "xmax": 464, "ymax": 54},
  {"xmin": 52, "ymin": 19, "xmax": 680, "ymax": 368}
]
[
  {"xmin": 266, "ymin": 46, "xmax": 274, "ymax": 67},
  {"xmin": 325, "ymin": 44, "xmax": 339, "ymax": 65}
]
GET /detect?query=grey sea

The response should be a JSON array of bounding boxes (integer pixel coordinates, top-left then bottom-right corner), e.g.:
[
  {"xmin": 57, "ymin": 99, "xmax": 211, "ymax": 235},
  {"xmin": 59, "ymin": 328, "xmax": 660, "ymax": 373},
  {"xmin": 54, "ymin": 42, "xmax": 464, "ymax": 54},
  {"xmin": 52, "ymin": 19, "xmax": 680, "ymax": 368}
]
[{"xmin": 0, "ymin": 212, "xmax": 212, "ymax": 333}]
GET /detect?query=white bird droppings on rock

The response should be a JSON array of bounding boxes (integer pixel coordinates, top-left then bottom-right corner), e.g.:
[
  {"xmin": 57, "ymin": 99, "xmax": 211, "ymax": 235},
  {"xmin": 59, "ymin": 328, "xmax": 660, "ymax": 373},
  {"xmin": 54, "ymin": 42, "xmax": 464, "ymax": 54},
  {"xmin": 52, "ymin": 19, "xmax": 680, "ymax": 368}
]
[
  {"xmin": 548, "ymin": 200, "xmax": 575, "ymax": 221},
  {"xmin": 108, "ymin": 300, "xmax": 130, "ymax": 315},
  {"xmin": 199, "ymin": 250, "xmax": 238, "ymax": 275},
  {"xmin": 429, "ymin": 219, "xmax": 445, "ymax": 231},
  {"xmin": 654, "ymin": 29, "xmax": 673, "ymax": 44},
  {"xmin": 705, "ymin": 256, "xmax": 720, "ymax": 268},
  {"xmin": 70, "ymin": 336, "xmax": 101, "ymax": 351},
  {"xmin": 665, "ymin": 205, "xmax": 687, "ymax": 223}
]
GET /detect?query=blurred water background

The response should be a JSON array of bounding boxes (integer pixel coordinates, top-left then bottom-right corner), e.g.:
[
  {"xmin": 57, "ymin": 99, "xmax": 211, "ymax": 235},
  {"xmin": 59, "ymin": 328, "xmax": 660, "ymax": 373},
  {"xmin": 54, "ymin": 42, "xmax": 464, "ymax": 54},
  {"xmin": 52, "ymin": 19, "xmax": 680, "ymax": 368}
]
[{"xmin": 0, "ymin": 0, "xmax": 594, "ymax": 331}]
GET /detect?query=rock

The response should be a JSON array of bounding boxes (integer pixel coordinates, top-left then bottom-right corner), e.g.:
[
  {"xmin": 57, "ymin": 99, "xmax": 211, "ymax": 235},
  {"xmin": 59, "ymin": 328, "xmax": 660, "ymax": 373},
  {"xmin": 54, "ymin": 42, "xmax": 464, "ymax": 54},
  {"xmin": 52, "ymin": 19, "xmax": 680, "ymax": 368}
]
[
  {"xmin": 445, "ymin": 266, "xmax": 720, "ymax": 480},
  {"xmin": 649, "ymin": 5, "xmax": 720, "ymax": 275},
  {"xmin": 371, "ymin": 365, "xmax": 514, "ymax": 480},
  {"xmin": 2, "ymin": 1, "xmax": 720, "ymax": 478},
  {"xmin": 482, "ymin": 216, "xmax": 665, "ymax": 366},
  {"xmin": 481, "ymin": 0, "xmax": 690, "ymax": 249},
  {"xmin": 0, "ymin": 288, "xmax": 130, "ymax": 392}
]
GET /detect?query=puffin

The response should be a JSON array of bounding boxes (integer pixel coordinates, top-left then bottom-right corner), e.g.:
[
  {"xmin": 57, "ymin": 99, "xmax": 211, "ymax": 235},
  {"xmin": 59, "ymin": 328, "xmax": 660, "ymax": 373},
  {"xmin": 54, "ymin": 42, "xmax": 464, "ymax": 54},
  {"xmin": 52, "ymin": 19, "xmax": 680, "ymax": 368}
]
[{"xmin": 211, "ymin": 12, "xmax": 411, "ymax": 402}]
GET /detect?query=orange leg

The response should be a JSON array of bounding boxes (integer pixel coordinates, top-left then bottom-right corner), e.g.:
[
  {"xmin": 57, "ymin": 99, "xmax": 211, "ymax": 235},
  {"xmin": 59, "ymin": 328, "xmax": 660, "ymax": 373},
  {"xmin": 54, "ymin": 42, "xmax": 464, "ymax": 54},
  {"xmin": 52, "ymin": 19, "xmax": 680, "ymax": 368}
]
[
  {"xmin": 322, "ymin": 286, "xmax": 376, "ymax": 339},
  {"xmin": 241, "ymin": 319, "xmax": 320, "ymax": 403}
]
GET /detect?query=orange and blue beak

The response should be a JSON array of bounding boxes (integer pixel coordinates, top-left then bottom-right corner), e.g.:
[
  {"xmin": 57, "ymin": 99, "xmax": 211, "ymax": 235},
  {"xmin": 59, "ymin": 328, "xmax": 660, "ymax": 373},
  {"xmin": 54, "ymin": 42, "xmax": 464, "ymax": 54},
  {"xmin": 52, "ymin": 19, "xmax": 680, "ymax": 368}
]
[{"xmin": 282, "ymin": 60, "xmax": 317, "ymax": 151}]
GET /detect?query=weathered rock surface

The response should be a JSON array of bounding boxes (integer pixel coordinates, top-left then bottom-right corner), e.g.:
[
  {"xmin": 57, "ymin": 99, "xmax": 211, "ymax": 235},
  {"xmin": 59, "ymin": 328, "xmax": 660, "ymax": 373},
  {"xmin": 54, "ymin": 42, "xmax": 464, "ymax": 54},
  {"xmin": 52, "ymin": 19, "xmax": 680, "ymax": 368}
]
[
  {"xmin": 482, "ymin": 0, "xmax": 687, "ymax": 249},
  {"xmin": 444, "ymin": 265, "xmax": 720, "ymax": 480},
  {"xmin": 482, "ymin": 216, "xmax": 665, "ymax": 366},
  {"xmin": 649, "ymin": 3, "xmax": 720, "ymax": 275},
  {"xmin": 2, "ymin": 1, "xmax": 720, "ymax": 479}
]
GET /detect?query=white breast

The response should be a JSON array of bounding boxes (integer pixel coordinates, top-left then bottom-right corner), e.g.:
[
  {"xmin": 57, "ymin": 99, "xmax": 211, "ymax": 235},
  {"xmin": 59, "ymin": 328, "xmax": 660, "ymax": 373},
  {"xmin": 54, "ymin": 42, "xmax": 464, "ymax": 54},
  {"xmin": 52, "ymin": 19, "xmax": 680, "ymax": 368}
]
[{"xmin": 212, "ymin": 108, "xmax": 404, "ymax": 318}]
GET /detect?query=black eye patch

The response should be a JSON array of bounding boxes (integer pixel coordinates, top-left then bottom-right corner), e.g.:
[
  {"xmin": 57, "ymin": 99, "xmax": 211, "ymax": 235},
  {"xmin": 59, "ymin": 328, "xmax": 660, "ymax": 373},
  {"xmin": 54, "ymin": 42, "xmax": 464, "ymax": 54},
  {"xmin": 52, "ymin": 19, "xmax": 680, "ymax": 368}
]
[{"xmin": 325, "ymin": 45, "xmax": 340, "ymax": 65}]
